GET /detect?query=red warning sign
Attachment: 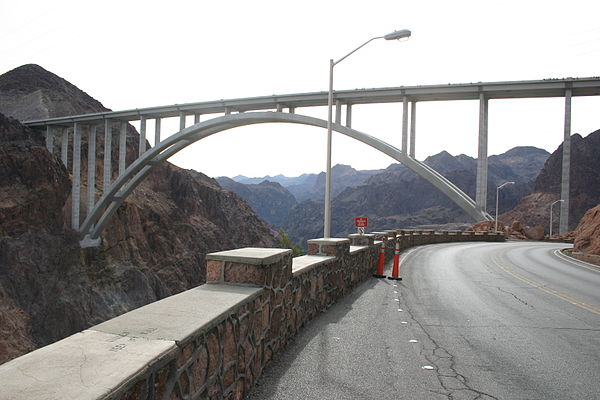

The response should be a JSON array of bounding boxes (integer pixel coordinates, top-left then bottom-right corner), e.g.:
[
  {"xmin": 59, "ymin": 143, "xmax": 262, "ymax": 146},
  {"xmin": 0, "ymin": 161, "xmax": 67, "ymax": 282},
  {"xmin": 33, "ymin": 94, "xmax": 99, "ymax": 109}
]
[{"xmin": 354, "ymin": 217, "xmax": 368, "ymax": 228}]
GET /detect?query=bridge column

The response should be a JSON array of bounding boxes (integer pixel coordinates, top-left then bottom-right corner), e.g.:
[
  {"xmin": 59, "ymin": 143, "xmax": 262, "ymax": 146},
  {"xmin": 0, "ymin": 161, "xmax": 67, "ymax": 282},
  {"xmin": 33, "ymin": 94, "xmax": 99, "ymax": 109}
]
[
  {"xmin": 559, "ymin": 88, "xmax": 572, "ymax": 234},
  {"xmin": 87, "ymin": 126, "xmax": 97, "ymax": 215},
  {"xmin": 346, "ymin": 104, "xmax": 352, "ymax": 128},
  {"xmin": 193, "ymin": 114, "xmax": 200, "ymax": 124},
  {"xmin": 72, "ymin": 123, "xmax": 82, "ymax": 230},
  {"xmin": 335, "ymin": 100, "xmax": 342, "ymax": 124},
  {"xmin": 103, "ymin": 119, "xmax": 112, "ymax": 193},
  {"xmin": 402, "ymin": 96, "xmax": 409, "ymax": 153},
  {"xmin": 409, "ymin": 101, "xmax": 417, "ymax": 158},
  {"xmin": 61, "ymin": 127, "xmax": 69, "ymax": 166},
  {"xmin": 119, "ymin": 122, "xmax": 127, "ymax": 175},
  {"xmin": 45, "ymin": 126, "xmax": 53, "ymax": 153},
  {"xmin": 179, "ymin": 112, "xmax": 186, "ymax": 129},
  {"xmin": 476, "ymin": 93, "xmax": 489, "ymax": 213},
  {"xmin": 139, "ymin": 116, "xmax": 146, "ymax": 155},
  {"xmin": 155, "ymin": 118, "xmax": 161, "ymax": 146}
]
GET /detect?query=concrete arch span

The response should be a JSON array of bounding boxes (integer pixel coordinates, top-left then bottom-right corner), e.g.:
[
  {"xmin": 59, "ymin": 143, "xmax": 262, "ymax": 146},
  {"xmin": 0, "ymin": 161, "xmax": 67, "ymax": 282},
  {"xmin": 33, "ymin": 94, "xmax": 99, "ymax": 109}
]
[{"xmin": 80, "ymin": 112, "xmax": 491, "ymax": 243}]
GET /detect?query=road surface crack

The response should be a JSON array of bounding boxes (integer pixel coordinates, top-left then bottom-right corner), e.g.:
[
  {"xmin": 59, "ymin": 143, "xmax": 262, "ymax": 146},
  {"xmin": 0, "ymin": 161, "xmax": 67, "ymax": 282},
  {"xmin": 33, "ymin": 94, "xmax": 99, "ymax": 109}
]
[
  {"xmin": 398, "ymin": 289, "xmax": 499, "ymax": 400},
  {"xmin": 496, "ymin": 287, "xmax": 535, "ymax": 309}
]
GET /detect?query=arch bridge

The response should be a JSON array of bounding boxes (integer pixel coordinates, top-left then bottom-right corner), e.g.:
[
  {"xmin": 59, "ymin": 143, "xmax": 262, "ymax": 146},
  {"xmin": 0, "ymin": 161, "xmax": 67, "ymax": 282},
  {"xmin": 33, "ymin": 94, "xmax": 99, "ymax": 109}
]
[{"xmin": 23, "ymin": 77, "xmax": 600, "ymax": 246}]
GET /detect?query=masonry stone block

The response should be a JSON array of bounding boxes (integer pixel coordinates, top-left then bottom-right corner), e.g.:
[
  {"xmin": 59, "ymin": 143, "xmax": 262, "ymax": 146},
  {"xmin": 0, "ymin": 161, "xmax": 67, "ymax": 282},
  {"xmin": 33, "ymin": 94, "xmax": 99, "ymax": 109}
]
[
  {"xmin": 348, "ymin": 233, "xmax": 375, "ymax": 246},
  {"xmin": 307, "ymin": 238, "xmax": 350, "ymax": 258}
]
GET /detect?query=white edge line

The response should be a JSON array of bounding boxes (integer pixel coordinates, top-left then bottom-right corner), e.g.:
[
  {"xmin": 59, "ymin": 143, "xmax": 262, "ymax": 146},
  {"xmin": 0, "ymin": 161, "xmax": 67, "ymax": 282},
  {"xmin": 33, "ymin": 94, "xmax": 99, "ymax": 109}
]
[{"xmin": 553, "ymin": 249, "xmax": 600, "ymax": 272}]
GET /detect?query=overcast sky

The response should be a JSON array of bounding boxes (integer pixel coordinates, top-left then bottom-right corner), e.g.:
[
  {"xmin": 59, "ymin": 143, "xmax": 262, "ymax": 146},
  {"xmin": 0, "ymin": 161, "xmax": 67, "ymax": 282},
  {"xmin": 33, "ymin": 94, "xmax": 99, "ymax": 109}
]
[{"xmin": 2, "ymin": 0, "xmax": 599, "ymax": 178}]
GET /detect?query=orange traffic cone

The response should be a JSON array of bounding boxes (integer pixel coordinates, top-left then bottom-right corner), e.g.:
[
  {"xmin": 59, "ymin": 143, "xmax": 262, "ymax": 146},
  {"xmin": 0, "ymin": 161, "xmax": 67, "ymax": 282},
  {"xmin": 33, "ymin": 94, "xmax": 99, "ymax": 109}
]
[
  {"xmin": 387, "ymin": 238, "xmax": 402, "ymax": 281},
  {"xmin": 373, "ymin": 239, "xmax": 387, "ymax": 278}
]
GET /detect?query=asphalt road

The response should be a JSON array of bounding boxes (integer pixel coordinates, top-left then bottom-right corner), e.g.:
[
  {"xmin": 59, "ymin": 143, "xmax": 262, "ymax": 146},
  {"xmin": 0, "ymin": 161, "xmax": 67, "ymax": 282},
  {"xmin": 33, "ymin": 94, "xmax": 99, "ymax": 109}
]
[{"xmin": 247, "ymin": 242, "xmax": 600, "ymax": 400}]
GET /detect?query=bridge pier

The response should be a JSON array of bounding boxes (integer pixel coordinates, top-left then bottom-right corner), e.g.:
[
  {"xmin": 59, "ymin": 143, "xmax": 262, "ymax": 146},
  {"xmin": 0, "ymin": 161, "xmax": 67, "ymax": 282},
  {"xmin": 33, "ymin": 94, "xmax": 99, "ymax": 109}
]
[
  {"xmin": 87, "ymin": 126, "xmax": 96, "ymax": 215},
  {"xmin": 71, "ymin": 123, "xmax": 81, "ymax": 230},
  {"xmin": 476, "ymin": 93, "xmax": 489, "ymax": 213},
  {"xmin": 155, "ymin": 117, "xmax": 161, "ymax": 146},
  {"xmin": 103, "ymin": 119, "xmax": 112, "ymax": 194},
  {"xmin": 410, "ymin": 101, "xmax": 416, "ymax": 158},
  {"xmin": 346, "ymin": 104, "xmax": 352, "ymax": 127},
  {"xmin": 139, "ymin": 116, "xmax": 146, "ymax": 155},
  {"xmin": 119, "ymin": 122, "xmax": 127, "ymax": 175},
  {"xmin": 559, "ymin": 88, "xmax": 572, "ymax": 234},
  {"xmin": 402, "ymin": 95, "xmax": 409, "ymax": 153},
  {"xmin": 61, "ymin": 127, "xmax": 69, "ymax": 166},
  {"xmin": 45, "ymin": 126, "xmax": 53, "ymax": 153}
]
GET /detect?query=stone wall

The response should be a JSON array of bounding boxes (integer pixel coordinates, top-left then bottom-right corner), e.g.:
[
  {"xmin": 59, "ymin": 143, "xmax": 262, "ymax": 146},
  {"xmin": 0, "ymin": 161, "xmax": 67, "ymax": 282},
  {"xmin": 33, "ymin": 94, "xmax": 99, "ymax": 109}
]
[{"xmin": 0, "ymin": 231, "xmax": 503, "ymax": 399}]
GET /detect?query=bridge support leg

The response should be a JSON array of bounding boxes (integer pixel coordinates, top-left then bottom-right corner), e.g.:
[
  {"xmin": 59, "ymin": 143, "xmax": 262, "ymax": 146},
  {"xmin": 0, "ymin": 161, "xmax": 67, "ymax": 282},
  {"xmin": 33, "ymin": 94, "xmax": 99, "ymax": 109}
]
[
  {"xmin": 402, "ymin": 96, "xmax": 409, "ymax": 153},
  {"xmin": 87, "ymin": 126, "xmax": 96, "ymax": 215},
  {"xmin": 72, "ymin": 123, "xmax": 82, "ymax": 230},
  {"xmin": 61, "ymin": 128, "xmax": 69, "ymax": 166},
  {"xmin": 155, "ymin": 118, "xmax": 162, "ymax": 146},
  {"xmin": 346, "ymin": 104, "xmax": 352, "ymax": 128},
  {"xmin": 476, "ymin": 94, "xmax": 489, "ymax": 214},
  {"xmin": 559, "ymin": 88, "xmax": 572, "ymax": 234},
  {"xmin": 103, "ymin": 120, "xmax": 112, "ymax": 194},
  {"xmin": 139, "ymin": 116, "xmax": 146, "ymax": 155},
  {"xmin": 45, "ymin": 126, "xmax": 53, "ymax": 153},
  {"xmin": 119, "ymin": 122, "xmax": 127, "ymax": 175},
  {"xmin": 335, "ymin": 100, "xmax": 342, "ymax": 124},
  {"xmin": 179, "ymin": 112, "xmax": 186, "ymax": 130},
  {"xmin": 410, "ymin": 101, "xmax": 417, "ymax": 158}
]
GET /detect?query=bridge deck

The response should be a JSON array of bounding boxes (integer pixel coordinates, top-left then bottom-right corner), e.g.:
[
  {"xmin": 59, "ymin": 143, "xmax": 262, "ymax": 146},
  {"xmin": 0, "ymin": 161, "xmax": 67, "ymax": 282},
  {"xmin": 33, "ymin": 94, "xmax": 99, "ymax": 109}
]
[{"xmin": 23, "ymin": 77, "xmax": 600, "ymax": 127}]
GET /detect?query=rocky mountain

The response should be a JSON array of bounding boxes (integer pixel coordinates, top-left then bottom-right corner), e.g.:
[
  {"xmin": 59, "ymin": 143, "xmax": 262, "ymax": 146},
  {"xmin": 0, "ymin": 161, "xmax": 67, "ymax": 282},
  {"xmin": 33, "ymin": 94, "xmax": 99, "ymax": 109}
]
[
  {"xmin": 216, "ymin": 177, "xmax": 297, "ymax": 227},
  {"xmin": 573, "ymin": 203, "xmax": 600, "ymax": 256},
  {"xmin": 0, "ymin": 64, "xmax": 277, "ymax": 364},
  {"xmin": 500, "ymin": 130, "xmax": 600, "ymax": 232},
  {"xmin": 233, "ymin": 173, "xmax": 315, "ymax": 187},
  {"xmin": 233, "ymin": 164, "xmax": 381, "ymax": 203},
  {"xmin": 277, "ymin": 147, "xmax": 549, "ymax": 246}
]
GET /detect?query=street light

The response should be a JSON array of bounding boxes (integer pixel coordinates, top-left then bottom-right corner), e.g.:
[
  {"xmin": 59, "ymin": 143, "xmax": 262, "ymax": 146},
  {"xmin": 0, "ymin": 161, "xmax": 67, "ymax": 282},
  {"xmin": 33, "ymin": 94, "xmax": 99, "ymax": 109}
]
[
  {"xmin": 495, "ymin": 181, "xmax": 514, "ymax": 232},
  {"xmin": 323, "ymin": 29, "xmax": 411, "ymax": 237},
  {"xmin": 549, "ymin": 199, "xmax": 564, "ymax": 237}
]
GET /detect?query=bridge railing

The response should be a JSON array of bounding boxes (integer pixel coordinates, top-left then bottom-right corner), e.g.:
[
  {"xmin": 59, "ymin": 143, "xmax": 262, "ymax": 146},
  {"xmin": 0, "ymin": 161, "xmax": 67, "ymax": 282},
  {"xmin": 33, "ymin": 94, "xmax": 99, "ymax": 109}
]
[{"xmin": 0, "ymin": 230, "xmax": 504, "ymax": 399}]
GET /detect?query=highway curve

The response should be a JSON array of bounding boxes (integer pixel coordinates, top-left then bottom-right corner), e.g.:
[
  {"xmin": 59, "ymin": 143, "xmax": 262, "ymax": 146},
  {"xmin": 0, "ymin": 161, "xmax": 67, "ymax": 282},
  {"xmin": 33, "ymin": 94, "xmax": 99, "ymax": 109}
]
[{"xmin": 247, "ymin": 242, "xmax": 600, "ymax": 400}]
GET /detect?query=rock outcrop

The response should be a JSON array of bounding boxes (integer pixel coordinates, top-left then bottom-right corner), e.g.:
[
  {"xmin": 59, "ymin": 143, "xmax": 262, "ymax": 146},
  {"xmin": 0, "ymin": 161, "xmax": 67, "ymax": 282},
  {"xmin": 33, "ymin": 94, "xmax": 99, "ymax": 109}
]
[
  {"xmin": 573, "ymin": 204, "xmax": 600, "ymax": 256},
  {"xmin": 0, "ymin": 65, "xmax": 277, "ymax": 364},
  {"xmin": 501, "ymin": 130, "xmax": 600, "ymax": 233}
]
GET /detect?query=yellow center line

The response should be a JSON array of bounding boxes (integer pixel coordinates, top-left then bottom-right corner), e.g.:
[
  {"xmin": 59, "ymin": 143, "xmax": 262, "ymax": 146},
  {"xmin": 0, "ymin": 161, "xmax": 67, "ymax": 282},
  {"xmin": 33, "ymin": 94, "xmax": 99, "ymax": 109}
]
[{"xmin": 490, "ymin": 255, "xmax": 600, "ymax": 315}]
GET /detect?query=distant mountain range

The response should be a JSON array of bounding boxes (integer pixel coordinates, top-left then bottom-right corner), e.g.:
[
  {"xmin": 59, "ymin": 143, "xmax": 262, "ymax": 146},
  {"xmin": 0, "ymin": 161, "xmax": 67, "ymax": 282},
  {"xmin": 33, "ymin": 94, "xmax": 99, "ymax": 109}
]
[{"xmin": 222, "ymin": 146, "xmax": 551, "ymax": 246}]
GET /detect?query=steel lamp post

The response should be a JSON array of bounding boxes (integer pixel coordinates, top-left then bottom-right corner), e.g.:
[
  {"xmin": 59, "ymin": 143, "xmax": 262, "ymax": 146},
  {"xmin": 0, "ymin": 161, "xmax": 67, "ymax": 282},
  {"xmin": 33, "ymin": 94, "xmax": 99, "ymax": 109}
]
[
  {"xmin": 549, "ymin": 199, "xmax": 564, "ymax": 237},
  {"xmin": 495, "ymin": 181, "xmax": 514, "ymax": 232},
  {"xmin": 323, "ymin": 29, "xmax": 411, "ymax": 237}
]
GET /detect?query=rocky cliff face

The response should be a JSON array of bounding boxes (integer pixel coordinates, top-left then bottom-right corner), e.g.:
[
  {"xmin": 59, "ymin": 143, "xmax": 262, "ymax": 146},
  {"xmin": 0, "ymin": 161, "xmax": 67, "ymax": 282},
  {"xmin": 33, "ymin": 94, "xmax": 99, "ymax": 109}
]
[
  {"xmin": 0, "ymin": 65, "xmax": 277, "ymax": 364},
  {"xmin": 573, "ymin": 204, "xmax": 600, "ymax": 256},
  {"xmin": 500, "ymin": 130, "xmax": 600, "ymax": 232}
]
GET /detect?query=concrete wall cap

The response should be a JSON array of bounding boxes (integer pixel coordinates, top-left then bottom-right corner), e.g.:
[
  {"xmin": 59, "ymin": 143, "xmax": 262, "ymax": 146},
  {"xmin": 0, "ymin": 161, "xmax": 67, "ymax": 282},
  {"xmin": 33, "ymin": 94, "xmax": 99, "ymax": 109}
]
[
  {"xmin": 0, "ymin": 329, "xmax": 176, "ymax": 400},
  {"xmin": 92, "ymin": 284, "xmax": 261, "ymax": 343},
  {"xmin": 348, "ymin": 233, "xmax": 375, "ymax": 238},
  {"xmin": 350, "ymin": 245, "xmax": 369, "ymax": 254},
  {"xmin": 307, "ymin": 238, "xmax": 350, "ymax": 245},
  {"xmin": 206, "ymin": 247, "xmax": 292, "ymax": 265},
  {"xmin": 292, "ymin": 255, "xmax": 335, "ymax": 274}
]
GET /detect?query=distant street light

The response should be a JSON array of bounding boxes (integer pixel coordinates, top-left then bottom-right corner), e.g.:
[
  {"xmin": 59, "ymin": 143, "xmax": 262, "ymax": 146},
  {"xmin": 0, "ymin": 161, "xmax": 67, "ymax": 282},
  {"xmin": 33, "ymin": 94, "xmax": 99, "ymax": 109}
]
[
  {"xmin": 324, "ymin": 29, "xmax": 411, "ymax": 237},
  {"xmin": 495, "ymin": 181, "xmax": 515, "ymax": 232},
  {"xmin": 549, "ymin": 199, "xmax": 564, "ymax": 237}
]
